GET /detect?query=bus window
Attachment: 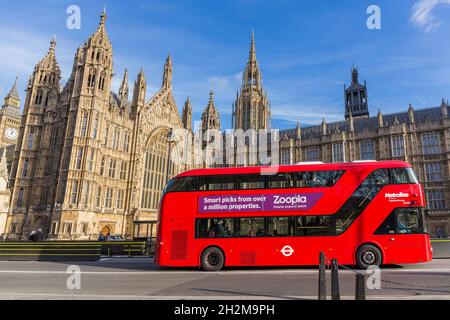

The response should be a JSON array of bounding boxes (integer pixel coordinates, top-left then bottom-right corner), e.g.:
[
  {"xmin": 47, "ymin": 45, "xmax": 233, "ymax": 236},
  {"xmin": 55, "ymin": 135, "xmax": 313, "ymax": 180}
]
[
  {"xmin": 294, "ymin": 170, "xmax": 345, "ymax": 188},
  {"xmin": 375, "ymin": 208, "xmax": 424, "ymax": 235},
  {"xmin": 396, "ymin": 208, "xmax": 423, "ymax": 234},
  {"xmin": 267, "ymin": 217, "xmax": 291, "ymax": 236},
  {"xmin": 362, "ymin": 168, "xmax": 389, "ymax": 186},
  {"xmin": 375, "ymin": 211, "xmax": 397, "ymax": 235},
  {"xmin": 239, "ymin": 217, "xmax": 265, "ymax": 237},
  {"xmin": 295, "ymin": 216, "xmax": 334, "ymax": 236},
  {"xmin": 199, "ymin": 175, "xmax": 235, "ymax": 191},
  {"xmin": 312, "ymin": 170, "xmax": 345, "ymax": 187},
  {"xmin": 293, "ymin": 172, "xmax": 309, "ymax": 188},
  {"xmin": 164, "ymin": 176, "xmax": 197, "ymax": 193},
  {"xmin": 406, "ymin": 168, "xmax": 419, "ymax": 184},
  {"xmin": 390, "ymin": 168, "xmax": 409, "ymax": 184},
  {"xmin": 237, "ymin": 175, "xmax": 266, "ymax": 189},
  {"xmin": 197, "ymin": 218, "xmax": 235, "ymax": 238},
  {"xmin": 268, "ymin": 173, "xmax": 293, "ymax": 189}
]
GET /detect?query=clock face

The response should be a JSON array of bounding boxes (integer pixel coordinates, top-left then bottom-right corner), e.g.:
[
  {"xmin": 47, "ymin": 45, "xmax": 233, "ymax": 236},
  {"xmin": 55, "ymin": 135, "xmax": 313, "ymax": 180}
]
[{"xmin": 5, "ymin": 127, "xmax": 18, "ymax": 140}]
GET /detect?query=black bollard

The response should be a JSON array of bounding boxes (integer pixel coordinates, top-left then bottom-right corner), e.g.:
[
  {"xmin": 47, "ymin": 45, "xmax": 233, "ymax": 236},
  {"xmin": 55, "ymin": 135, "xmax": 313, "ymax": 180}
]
[
  {"xmin": 318, "ymin": 252, "xmax": 326, "ymax": 300},
  {"xmin": 331, "ymin": 259, "xmax": 340, "ymax": 300},
  {"xmin": 355, "ymin": 273, "xmax": 366, "ymax": 300}
]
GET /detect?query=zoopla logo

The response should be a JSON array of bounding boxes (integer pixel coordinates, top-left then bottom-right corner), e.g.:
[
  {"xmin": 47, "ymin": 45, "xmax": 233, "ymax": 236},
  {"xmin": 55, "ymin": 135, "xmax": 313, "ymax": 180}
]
[{"xmin": 273, "ymin": 195, "xmax": 307, "ymax": 205}]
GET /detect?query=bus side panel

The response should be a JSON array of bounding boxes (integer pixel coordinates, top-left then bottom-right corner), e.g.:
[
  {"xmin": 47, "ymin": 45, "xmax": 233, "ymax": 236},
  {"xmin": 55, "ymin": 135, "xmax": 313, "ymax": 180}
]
[
  {"xmin": 158, "ymin": 217, "xmax": 199, "ymax": 267},
  {"xmin": 374, "ymin": 234, "xmax": 432, "ymax": 264}
]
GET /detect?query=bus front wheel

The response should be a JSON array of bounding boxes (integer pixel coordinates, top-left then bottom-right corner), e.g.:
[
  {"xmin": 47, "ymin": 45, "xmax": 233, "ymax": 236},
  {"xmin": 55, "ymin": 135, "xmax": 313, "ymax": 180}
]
[
  {"xmin": 200, "ymin": 247, "xmax": 224, "ymax": 271},
  {"xmin": 356, "ymin": 244, "xmax": 382, "ymax": 269}
]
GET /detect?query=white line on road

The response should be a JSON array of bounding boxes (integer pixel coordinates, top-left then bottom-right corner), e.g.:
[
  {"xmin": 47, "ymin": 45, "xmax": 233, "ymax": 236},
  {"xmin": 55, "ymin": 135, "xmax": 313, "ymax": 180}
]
[
  {"xmin": 1, "ymin": 293, "xmax": 450, "ymax": 300},
  {"xmin": 0, "ymin": 268, "xmax": 450, "ymax": 275}
]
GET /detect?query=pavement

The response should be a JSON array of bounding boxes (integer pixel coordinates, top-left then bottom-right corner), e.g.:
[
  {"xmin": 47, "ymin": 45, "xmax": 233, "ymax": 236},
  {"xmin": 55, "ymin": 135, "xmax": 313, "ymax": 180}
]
[
  {"xmin": 431, "ymin": 240, "xmax": 450, "ymax": 258},
  {"xmin": 0, "ymin": 257, "xmax": 450, "ymax": 300}
]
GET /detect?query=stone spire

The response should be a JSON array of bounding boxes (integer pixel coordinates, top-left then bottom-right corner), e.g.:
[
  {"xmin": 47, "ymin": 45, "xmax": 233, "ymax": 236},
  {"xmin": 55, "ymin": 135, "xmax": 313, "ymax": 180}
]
[
  {"xmin": 348, "ymin": 109, "xmax": 354, "ymax": 132},
  {"xmin": 232, "ymin": 31, "xmax": 270, "ymax": 131},
  {"xmin": 351, "ymin": 63, "xmax": 358, "ymax": 84},
  {"xmin": 377, "ymin": 109, "xmax": 383, "ymax": 128},
  {"xmin": 408, "ymin": 103, "xmax": 415, "ymax": 123},
  {"xmin": 85, "ymin": 8, "xmax": 111, "ymax": 50},
  {"xmin": 3, "ymin": 77, "xmax": 21, "ymax": 109},
  {"xmin": 201, "ymin": 90, "xmax": 220, "ymax": 131},
  {"xmin": 296, "ymin": 121, "xmax": 301, "ymax": 139},
  {"xmin": 249, "ymin": 30, "xmax": 256, "ymax": 64},
  {"xmin": 321, "ymin": 117, "xmax": 327, "ymax": 135},
  {"xmin": 6, "ymin": 77, "xmax": 19, "ymax": 99},
  {"xmin": 36, "ymin": 37, "xmax": 60, "ymax": 72},
  {"xmin": 119, "ymin": 69, "xmax": 129, "ymax": 101},
  {"xmin": 441, "ymin": 98, "xmax": 448, "ymax": 118},
  {"xmin": 243, "ymin": 30, "xmax": 261, "ymax": 88},
  {"xmin": 345, "ymin": 63, "xmax": 368, "ymax": 119},
  {"xmin": 162, "ymin": 54, "xmax": 173, "ymax": 89},
  {"xmin": 182, "ymin": 97, "xmax": 193, "ymax": 131},
  {"xmin": 132, "ymin": 68, "xmax": 146, "ymax": 109}
]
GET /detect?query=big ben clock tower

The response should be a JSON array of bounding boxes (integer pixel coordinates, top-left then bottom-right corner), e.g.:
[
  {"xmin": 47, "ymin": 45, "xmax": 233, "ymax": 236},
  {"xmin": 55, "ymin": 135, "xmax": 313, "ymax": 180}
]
[{"xmin": 0, "ymin": 77, "xmax": 21, "ymax": 148}]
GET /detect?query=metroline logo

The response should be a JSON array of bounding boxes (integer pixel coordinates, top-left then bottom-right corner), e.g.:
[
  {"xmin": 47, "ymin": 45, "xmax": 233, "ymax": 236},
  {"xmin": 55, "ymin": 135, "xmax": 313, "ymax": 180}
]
[{"xmin": 384, "ymin": 192, "xmax": 409, "ymax": 198}]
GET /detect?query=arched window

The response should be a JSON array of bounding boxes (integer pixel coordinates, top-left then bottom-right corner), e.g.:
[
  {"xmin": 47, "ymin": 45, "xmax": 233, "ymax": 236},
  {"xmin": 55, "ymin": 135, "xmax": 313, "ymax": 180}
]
[
  {"xmin": 98, "ymin": 75, "xmax": 103, "ymax": 90},
  {"xmin": 141, "ymin": 132, "xmax": 177, "ymax": 210},
  {"xmin": 80, "ymin": 113, "xmax": 88, "ymax": 137},
  {"xmin": 27, "ymin": 128, "xmax": 34, "ymax": 149},
  {"xmin": 44, "ymin": 93, "xmax": 50, "ymax": 107},
  {"xmin": 104, "ymin": 125, "xmax": 109, "ymax": 146},
  {"xmin": 35, "ymin": 90, "xmax": 43, "ymax": 105},
  {"xmin": 22, "ymin": 159, "xmax": 29, "ymax": 177},
  {"xmin": 100, "ymin": 157, "xmax": 105, "ymax": 176},
  {"xmin": 76, "ymin": 147, "xmax": 83, "ymax": 169},
  {"xmin": 87, "ymin": 69, "xmax": 96, "ymax": 88},
  {"xmin": 93, "ymin": 117, "xmax": 99, "ymax": 139},
  {"xmin": 123, "ymin": 131, "xmax": 129, "ymax": 152},
  {"xmin": 17, "ymin": 188, "xmax": 24, "ymax": 207}
]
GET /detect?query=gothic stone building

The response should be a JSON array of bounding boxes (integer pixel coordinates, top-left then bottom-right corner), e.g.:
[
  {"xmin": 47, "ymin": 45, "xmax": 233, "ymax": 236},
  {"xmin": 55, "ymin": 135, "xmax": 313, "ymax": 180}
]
[
  {"xmin": 278, "ymin": 68, "xmax": 450, "ymax": 238},
  {"xmin": 4, "ymin": 11, "xmax": 450, "ymax": 239},
  {"xmin": 6, "ymin": 12, "xmax": 194, "ymax": 239}
]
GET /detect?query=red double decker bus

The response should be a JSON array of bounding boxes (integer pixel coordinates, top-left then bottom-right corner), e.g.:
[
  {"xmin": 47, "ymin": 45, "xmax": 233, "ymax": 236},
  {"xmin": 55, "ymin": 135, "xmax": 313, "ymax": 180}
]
[{"xmin": 155, "ymin": 161, "xmax": 432, "ymax": 271}]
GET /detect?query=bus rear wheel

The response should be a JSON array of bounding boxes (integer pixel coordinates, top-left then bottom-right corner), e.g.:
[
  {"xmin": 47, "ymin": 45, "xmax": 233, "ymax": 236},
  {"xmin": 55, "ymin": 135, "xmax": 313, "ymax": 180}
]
[
  {"xmin": 201, "ymin": 247, "xmax": 224, "ymax": 271},
  {"xmin": 356, "ymin": 244, "xmax": 382, "ymax": 269}
]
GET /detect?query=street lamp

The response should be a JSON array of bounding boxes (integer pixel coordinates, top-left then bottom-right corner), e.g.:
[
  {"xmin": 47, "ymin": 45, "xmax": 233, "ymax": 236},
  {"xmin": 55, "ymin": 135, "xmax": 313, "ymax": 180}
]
[{"xmin": 166, "ymin": 128, "xmax": 176, "ymax": 183}]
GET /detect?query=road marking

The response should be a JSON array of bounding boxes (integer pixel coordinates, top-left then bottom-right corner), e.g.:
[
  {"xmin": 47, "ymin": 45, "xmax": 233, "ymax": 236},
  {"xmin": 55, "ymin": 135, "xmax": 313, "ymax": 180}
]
[
  {"xmin": 0, "ymin": 268, "xmax": 449, "ymax": 275},
  {"xmin": 2, "ymin": 293, "xmax": 450, "ymax": 300}
]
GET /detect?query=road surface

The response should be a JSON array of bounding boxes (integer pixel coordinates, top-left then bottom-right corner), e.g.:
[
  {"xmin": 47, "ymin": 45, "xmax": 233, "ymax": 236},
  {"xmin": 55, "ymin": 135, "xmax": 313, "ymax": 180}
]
[{"xmin": 0, "ymin": 257, "xmax": 450, "ymax": 299}]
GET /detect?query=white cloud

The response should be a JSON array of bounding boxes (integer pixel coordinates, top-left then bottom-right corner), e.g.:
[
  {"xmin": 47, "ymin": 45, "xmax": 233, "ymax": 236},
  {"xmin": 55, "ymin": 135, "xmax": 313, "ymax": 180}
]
[
  {"xmin": 410, "ymin": 0, "xmax": 450, "ymax": 32},
  {"xmin": 271, "ymin": 104, "xmax": 342, "ymax": 125},
  {"xmin": 207, "ymin": 72, "xmax": 242, "ymax": 93}
]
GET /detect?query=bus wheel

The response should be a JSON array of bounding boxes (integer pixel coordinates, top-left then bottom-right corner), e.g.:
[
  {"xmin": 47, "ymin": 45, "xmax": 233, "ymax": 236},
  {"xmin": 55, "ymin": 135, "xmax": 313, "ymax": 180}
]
[
  {"xmin": 201, "ymin": 247, "xmax": 224, "ymax": 271},
  {"xmin": 356, "ymin": 244, "xmax": 382, "ymax": 269}
]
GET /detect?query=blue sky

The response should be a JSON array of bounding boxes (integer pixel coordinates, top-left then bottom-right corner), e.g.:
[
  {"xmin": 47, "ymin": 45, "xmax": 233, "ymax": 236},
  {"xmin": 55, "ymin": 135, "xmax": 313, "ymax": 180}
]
[{"xmin": 0, "ymin": 0, "xmax": 450, "ymax": 129}]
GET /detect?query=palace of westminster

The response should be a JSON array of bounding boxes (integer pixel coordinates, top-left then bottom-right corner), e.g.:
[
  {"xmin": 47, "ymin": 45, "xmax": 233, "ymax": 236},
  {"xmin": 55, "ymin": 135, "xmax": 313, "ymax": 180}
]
[{"xmin": 0, "ymin": 11, "xmax": 448, "ymax": 240}]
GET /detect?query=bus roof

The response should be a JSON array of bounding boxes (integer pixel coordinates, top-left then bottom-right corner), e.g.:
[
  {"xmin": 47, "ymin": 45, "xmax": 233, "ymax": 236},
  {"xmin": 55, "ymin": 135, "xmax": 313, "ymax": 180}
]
[{"xmin": 176, "ymin": 160, "xmax": 412, "ymax": 177}]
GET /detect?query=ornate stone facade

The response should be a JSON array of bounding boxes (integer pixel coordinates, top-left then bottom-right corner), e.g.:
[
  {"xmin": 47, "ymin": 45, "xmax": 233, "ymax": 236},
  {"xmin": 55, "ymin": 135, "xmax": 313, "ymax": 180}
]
[
  {"xmin": 279, "ymin": 70, "xmax": 450, "ymax": 238},
  {"xmin": 5, "ymin": 11, "xmax": 192, "ymax": 239},
  {"xmin": 3, "ymin": 12, "xmax": 449, "ymax": 240},
  {"xmin": 232, "ymin": 31, "xmax": 270, "ymax": 131},
  {"xmin": 0, "ymin": 78, "xmax": 21, "ymax": 148}
]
